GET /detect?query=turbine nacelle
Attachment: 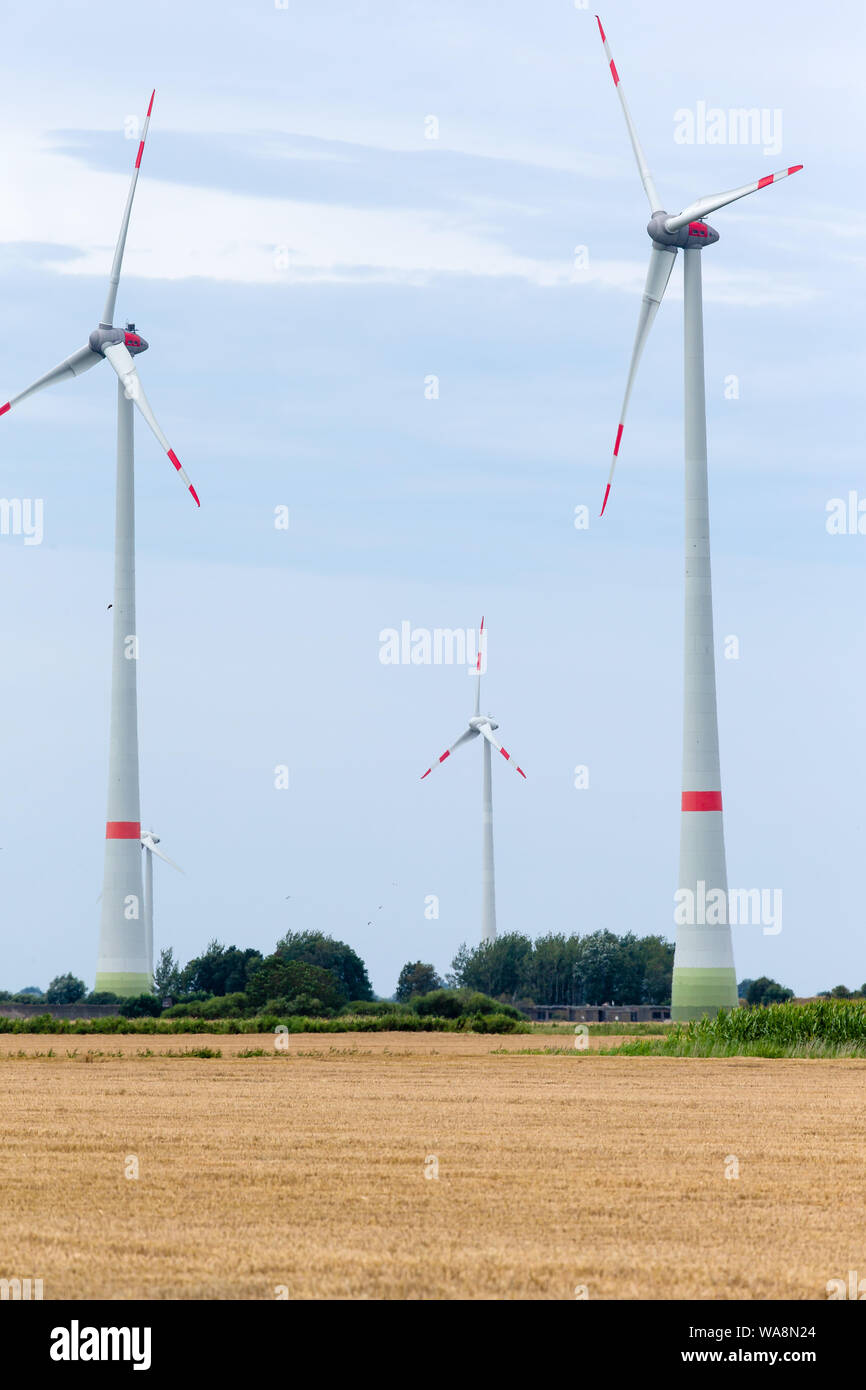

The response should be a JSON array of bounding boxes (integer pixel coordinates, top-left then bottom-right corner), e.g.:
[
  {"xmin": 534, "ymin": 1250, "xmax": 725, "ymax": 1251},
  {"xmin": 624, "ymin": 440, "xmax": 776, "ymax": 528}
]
[
  {"xmin": 88, "ymin": 324, "xmax": 149, "ymax": 357},
  {"xmin": 647, "ymin": 213, "xmax": 719, "ymax": 251},
  {"xmin": 470, "ymin": 714, "xmax": 498, "ymax": 732}
]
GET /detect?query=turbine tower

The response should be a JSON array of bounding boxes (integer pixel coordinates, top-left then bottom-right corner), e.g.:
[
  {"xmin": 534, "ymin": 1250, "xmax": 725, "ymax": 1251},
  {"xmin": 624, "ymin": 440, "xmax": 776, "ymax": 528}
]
[
  {"xmin": 140, "ymin": 830, "xmax": 184, "ymax": 984},
  {"xmin": 2, "ymin": 92, "xmax": 199, "ymax": 996},
  {"xmin": 594, "ymin": 17, "xmax": 801, "ymax": 1018},
  {"xmin": 420, "ymin": 620, "xmax": 526, "ymax": 943}
]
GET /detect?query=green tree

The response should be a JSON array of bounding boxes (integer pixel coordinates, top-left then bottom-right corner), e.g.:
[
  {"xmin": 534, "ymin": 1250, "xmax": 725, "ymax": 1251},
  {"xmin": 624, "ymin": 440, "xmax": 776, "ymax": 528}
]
[
  {"xmin": 395, "ymin": 962, "xmax": 442, "ymax": 1002},
  {"xmin": 153, "ymin": 946, "xmax": 182, "ymax": 998},
  {"xmin": 737, "ymin": 978, "xmax": 755, "ymax": 1003},
  {"xmin": 274, "ymin": 931, "xmax": 373, "ymax": 1002},
  {"xmin": 246, "ymin": 958, "xmax": 346, "ymax": 1015},
  {"xmin": 638, "ymin": 935, "xmax": 675, "ymax": 1005},
  {"xmin": 746, "ymin": 977, "xmax": 794, "ymax": 1007},
  {"xmin": 452, "ymin": 934, "xmax": 534, "ymax": 1000},
  {"xmin": 44, "ymin": 974, "xmax": 86, "ymax": 1006},
  {"xmin": 179, "ymin": 940, "xmax": 263, "ymax": 998},
  {"xmin": 445, "ymin": 943, "xmax": 471, "ymax": 989}
]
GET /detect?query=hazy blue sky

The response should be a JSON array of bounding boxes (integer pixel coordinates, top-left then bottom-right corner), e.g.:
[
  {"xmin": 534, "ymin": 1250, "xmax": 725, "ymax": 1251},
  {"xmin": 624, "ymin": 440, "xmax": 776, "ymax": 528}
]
[{"xmin": 0, "ymin": 0, "xmax": 863, "ymax": 998}]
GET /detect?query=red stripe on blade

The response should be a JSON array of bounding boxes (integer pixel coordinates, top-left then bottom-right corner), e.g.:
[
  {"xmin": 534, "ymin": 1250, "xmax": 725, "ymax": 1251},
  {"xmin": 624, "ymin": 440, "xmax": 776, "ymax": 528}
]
[
  {"xmin": 167, "ymin": 449, "xmax": 182, "ymax": 471},
  {"xmin": 787, "ymin": 164, "xmax": 803, "ymax": 174},
  {"xmin": 135, "ymin": 140, "xmax": 145, "ymax": 169},
  {"xmin": 421, "ymin": 769, "xmax": 431, "ymax": 779},
  {"xmin": 682, "ymin": 791, "xmax": 722, "ymax": 812},
  {"xmin": 0, "ymin": 403, "xmax": 10, "ymax": 416},
  {"xmin": 189, "ymin": 485, "xmax": 200, "ymax": 507},
  {"xmin": 517, "ymin": 767, "xmax": 526, "ymax": 779},
  {"xmin": 613, "ymin": 422, "xmax": 624, "ymax": 456},
  {"xmin": 610, "ymin": 59, "xmax": 619, "ymax": 85},
  {"xmin": 500, "ymin": 747, "xmax": 510, "ymax": 760},
  {"xmin": 147, "ymin": 90, "xmax": 155, "ymax": 117},
  {"xmin": 439, "ymin": 750, "xmax": 450, "ymax": 763},
  {"xmin": 595, "ymin": 15, "xmax": 606, "ymax": 41},
  {"xmin": 106, "ymin": 821, "xmax": 142, "ymax": 839},
  {"xmin": 757, "ymin": 174, "xmax": 773, "ymax": 188},
  {"xmin": 600, "ymin": 483, "xmax": 611, "ymax": 517}
]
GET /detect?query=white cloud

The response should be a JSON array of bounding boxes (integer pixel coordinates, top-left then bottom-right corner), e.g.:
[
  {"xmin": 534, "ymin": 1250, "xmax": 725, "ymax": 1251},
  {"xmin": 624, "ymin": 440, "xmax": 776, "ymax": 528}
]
[{"xmin": 0, "ymin": 134, "xmax": 816, "ymax": 306}]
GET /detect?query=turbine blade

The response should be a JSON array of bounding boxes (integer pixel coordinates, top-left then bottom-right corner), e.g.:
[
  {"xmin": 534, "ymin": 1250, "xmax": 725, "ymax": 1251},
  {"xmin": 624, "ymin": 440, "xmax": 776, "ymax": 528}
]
[
  {"xmin": 149, "ymin": 843, "xmax": 184, "ymax": 873},
  {"xmin": 600, "ymin": 244, "xmax": 676, "ymax": 516},
  {"xmin": 102, "ymin": 342, "xmax": 200, "ymax": 506},
  {"xmin": 0, "ymin": 345, "xmax": 102, "ymax": 417},
  {"xmin": 595, "ymin": 15, "xmax": 662, "ymax": 214},
  {"xmin": 420, "ymin": 728, "xmax": 478, "ymax": 779},
  {"xmin": 100, "ymin": 89, "xmax": 156, "ymax": 328},
  {"xmin": 474, "ymin": 615, "xmax": 484, "ymax": 717},
  {"xmin": 477, "ymin": 722, "xmax": 527, "ymax": 779},
  {"xmin": 664, "ymin": 164, "xmax": 803, "ymax": 233}
]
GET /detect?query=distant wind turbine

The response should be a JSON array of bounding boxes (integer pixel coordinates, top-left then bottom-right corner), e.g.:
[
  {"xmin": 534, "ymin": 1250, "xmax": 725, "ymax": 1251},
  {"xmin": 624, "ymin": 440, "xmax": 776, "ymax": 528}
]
[
  {"xmin": 420, "ymin": 619, "xmax": 526, "ymax": 943},
  {"xmin": 140, "ymin": 831, "xmax": 184, "ymax": 980}
]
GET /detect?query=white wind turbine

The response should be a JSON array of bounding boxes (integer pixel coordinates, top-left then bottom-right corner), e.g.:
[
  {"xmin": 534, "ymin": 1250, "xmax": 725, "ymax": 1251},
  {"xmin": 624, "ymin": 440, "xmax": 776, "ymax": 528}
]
[
  {"xmin": 140, "ymin": 831, "xmax": 184, "ymax": 984},
  {"xmin": 420, "ymin": 619, "xmax": 526, "ymax": 943},
  {"xmin": 594, "ymin": 16, "xmax": 801, "ymax": 1017},
  {"xmin": 2, "ymin": 91, "xmax": 198, "ymax": 996}
]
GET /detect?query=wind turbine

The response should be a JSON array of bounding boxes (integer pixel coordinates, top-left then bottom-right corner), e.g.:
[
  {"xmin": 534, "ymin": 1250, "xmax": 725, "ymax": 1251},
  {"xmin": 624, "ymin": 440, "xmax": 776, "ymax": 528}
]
[
  {"xmin": 594, "ymin": 16, "xmax": 801, "ymax": 1018},
  {"xmin": 2, "ymin": 91, "xmax": 199, "ymax": 996},
  {"xmin": 420, "ymin": 619, "xmax": 526, "ymax": 943},
  {"xmin": 140, "ymin": 831, "xmax": 184, "ymax": 985}
]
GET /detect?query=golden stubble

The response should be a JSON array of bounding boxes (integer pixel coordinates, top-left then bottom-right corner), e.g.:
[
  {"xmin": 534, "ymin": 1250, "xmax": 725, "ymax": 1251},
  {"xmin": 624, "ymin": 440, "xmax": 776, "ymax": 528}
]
[{"xmin": 2, "ymin": 1034, "xmax": 864, "ymax": 1300}]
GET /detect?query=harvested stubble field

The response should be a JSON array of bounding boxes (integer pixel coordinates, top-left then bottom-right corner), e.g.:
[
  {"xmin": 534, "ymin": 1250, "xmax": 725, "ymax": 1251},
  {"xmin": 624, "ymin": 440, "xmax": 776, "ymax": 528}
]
[{"xmin": 2, "ymin": 1031, "xmax": 864, "ymax": 1300}]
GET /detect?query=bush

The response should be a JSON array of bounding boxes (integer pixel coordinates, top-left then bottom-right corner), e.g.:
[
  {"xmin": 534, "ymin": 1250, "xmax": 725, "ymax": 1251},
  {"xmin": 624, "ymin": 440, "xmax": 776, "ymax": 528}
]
[
  {"xmin": 84, "ymin": 992, "xmax": 122, "ymax": 1006},
  {"xmin": 195, "ymin": 992, "xmax": 251, "ymax": 1019},
  {"xmin": 118, "ymin": 994, "xmax": 162, "ymax": 1018},
  {"xmin": 412, "ymin": 988, "xmax": 521, "ymax": 1019},
  {"xmin": 340, "ymin": 999, "xmax": 403, "ymax": 1015},
  {"xmin": 469, "ymin": 1013, "xmax": 520, "ymax": 1033}
]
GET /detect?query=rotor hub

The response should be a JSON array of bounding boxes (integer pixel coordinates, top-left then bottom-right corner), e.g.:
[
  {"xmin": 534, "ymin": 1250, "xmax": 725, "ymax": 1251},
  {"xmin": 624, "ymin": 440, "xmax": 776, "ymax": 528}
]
[{"xmin": 647, "ymin": 212, "xmax": 719, "ymax": 250}]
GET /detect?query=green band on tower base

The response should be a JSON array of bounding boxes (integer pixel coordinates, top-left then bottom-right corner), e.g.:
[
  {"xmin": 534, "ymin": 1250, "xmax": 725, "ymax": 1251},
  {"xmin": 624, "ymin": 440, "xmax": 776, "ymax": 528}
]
[
  {"xmin": 671, "ymin": 966, "xmax": 738, "ymax": 1020},
  {"xmin": 94, "ymin": 972, "xmax": 153, "ymax": 999}
]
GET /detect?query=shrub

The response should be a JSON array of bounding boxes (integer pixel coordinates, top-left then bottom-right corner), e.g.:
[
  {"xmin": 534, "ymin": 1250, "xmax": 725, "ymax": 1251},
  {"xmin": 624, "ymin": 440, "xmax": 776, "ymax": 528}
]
[
  {"xmin": 339, "ymin": 1000, "xmax": 403, "ymax": 1016},
  {"xmin": 470, "ymin": 1013, "xmax": 520, "ymax": 1033},
  {"xmin": 118, "ymin": 994, "xmax": 162, "ymax": 1018},
  {"xmin": 195, "ymin": 992, "xmax": 251, "ymax": 1019},
  {"xmin": 412, "ymin": 988, "xmax": 522, "ymax": 1019}
]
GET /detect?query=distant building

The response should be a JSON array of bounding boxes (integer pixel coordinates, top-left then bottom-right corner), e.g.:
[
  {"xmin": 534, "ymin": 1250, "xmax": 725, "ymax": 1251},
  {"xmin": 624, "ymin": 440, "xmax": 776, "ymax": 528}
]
[{"xmin": 522, "ymin": 1004, "xmax": 671, "ymax": 1023}]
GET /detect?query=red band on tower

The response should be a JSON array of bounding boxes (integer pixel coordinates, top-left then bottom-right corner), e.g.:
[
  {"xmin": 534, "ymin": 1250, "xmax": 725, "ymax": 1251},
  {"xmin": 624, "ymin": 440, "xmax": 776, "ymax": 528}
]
[
  {"xmin": 682, "ymin": 792, "xmax": 722, "ymax": 812},
  {"xmin": 106, "ymin": 821, "xmax": 142, "ymax": 839}
]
